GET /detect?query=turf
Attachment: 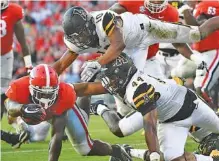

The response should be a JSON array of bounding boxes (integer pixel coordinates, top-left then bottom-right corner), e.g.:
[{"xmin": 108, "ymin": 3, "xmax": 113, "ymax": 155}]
[{"xmin": 1, "ymin": 116, "xmax": 198, "ymax": 161}]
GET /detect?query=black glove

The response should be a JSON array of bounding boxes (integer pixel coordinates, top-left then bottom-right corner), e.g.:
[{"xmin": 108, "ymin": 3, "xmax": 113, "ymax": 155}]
[
  {"xmin": 20, "ymin": 104, "xmax": 46, "ymax": 125},
  {"xmin": 90, "ymin": 100, "xmax": 108, "ymax": 115}
]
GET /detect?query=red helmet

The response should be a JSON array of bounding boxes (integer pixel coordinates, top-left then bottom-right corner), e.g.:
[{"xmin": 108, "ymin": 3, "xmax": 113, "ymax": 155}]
[{"xmin": 29, "ymin": 64, "xmax": 59, "ymax": 108}]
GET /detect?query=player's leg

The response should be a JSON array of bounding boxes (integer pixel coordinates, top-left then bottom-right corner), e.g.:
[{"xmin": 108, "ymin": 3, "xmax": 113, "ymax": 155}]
[
  {"xmin": 91, "ymin": 96, "xmax": 144, "ymax": 137},
  {"xmin": 0, "ymin": 51, "xmax": 14, "ymax": 119},
  {"xmin": 1, "ymin": 130, "xmax": 29, "ymax": 148},
  {"xmin": 190, "ymin": 94, "xmax": 219, "ymax": 133},
  {"xmin": 27, "ymin": 121, "xmax": 50, "ymax": 142},
  {"xmin": 194, "ymin": 49, "xmax": 219, "ymax": 109},
  {"xmin": 65, "ymin": 105, "xmax": 132, "ymax": 160}
]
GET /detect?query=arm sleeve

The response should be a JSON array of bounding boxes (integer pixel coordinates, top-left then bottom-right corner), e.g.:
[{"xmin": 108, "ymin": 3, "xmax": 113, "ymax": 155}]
[
  {"xmin": 4, "ymin": 98, "xmax": 23, "ymax": 116},
  {"xmin": 145, "ymin": 19, "xmax": 201, "ymax": 44},
  {"xmin": 14, "ymin": 4, "xmax": 24, "ymax": 21}
]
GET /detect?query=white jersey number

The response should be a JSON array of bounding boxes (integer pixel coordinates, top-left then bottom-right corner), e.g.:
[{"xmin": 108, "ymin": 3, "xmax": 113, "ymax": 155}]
[
  {"xmin": 207, "ymin": 7, "xmax": 216, "ymax": 15},
  {"xmin": 0, "ymin": 19, "xmax": 7, "ymax": 38}
]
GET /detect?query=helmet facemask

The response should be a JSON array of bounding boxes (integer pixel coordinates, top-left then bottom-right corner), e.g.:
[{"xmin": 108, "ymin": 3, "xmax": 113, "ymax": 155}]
[
  {"xmin": 144, "ymin": 0, "xmax": 168, "ymax": 13},
  {"xmin": 64, "ymin": 9, "xmax": 99, "ymax": 50},
  {"xmin": 29, "ymin": 85, "xmax": 59, "ymax": 109}
]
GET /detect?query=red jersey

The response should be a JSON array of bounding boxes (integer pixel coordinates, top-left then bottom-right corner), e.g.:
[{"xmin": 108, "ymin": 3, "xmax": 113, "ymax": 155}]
[
  {"xmin": 6, "ymin": 76, "xmax": 77, "ymax": 120},
  {"xmin": 193, "ymin": 1, "xmax": 219, "ymax": 52},
  {"xmin": 118, "ymin": 1, "xmax": 179, "ymax": 59},
  {"xmin": 0, "ymin": 3, "xmax": 24, "ymax": 55}
]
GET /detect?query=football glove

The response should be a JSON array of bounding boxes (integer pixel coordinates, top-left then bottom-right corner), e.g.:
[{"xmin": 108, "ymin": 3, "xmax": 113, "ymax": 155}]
[
  {"xmin": 81, "ymin": 61, "xmax": 101, "ymax": 82},
  {"xmin": 20, "ymin": 104, "xmax": 46, "ymax": 125}
]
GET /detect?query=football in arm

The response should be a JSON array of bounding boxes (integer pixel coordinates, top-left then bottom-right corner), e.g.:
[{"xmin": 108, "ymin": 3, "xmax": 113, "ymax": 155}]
[{"xmin": 20, "ymin": 104, "xmax": 47, "ymax": 125}]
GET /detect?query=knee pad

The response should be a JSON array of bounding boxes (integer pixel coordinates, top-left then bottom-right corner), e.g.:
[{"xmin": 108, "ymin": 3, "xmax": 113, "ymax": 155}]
[{"xmin": 118, "ymin": 111, "xmax": 143, "ymax": 136}]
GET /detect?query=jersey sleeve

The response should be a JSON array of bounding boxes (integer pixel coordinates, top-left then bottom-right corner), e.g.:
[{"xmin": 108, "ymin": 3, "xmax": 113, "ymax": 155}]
[
  {"xmin": 5, "ymin": 76, "xmax": 30, "ymax": 104},
  {"xmin": 117, "ymin": 1, "xmax": 133, "ymax": 11},
  {"xmin": 13, "ymin": 3, "xmax": 24, "ymax": 22},
  {"xmin": 102, "ymin": 11, "xmax": 116, "ymax": 37}
]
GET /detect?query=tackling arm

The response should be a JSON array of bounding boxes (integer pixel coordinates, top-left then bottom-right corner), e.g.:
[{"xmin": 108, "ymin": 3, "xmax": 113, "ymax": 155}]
[
  {"xmin": 48, "ymin": 114, "xmax": 66, "ymax": 161},
  {"xmin": 52, "ymin": 49, "xmax": 78, "ymax": 75},
  {"xmin": 14, "ymin": 20, "xmax": 32, "ymax": 68},
  {"xmin": 73, "ymin": 82, "xmax": 108, "ymax": 97},
  {"xmin": 198, "ymin": 16, "xmax": 219, "ymax": 39},
  {"xmin": 97, "ymin": 26, "xmax": 126, "ymax": 66}
]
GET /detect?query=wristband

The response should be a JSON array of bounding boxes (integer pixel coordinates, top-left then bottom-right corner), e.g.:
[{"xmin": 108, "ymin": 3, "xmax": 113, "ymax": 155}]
[{"xmin": 23, "ymin": 55, "xmax": 32, "ymax": 67}]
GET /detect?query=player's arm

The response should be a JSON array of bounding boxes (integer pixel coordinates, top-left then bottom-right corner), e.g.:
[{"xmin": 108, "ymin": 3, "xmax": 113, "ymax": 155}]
[
  {"xmin": 73, "ymin": 82, "xmax": 108, "ymax": 97},
  {"xmin": 109, "ymin": 3, "xmax": 127, "ymax": 14},
  {"xmin": 4, "ymin": 98, "xmax": 23, "ymax": 117},
  {"xmin": 199, "ymin": 16, "xmax": 219, "ymax": 39},
  {"xmin": 144, "ymin": 109, "xmax": 160, "ymax": 159},
  {"xmin": 52, "ymin": 49, "xmax": 78, "ymax": 75},
  {"xmin": 14, "ymin": 20, "xmax": 32, "ymax": 68},
  {"xmin": 172, "ymin": 43, "xmax": 193, "ymax": 59},
  {"xmin": 97, "ymin": 26, "xmax": 125, "ymax": 66},
  {"xmin": 183, "ymin": 10, "xmax": 210, "ymax": 26},
  {"xmin": 49, "ymin": 114, "xmax": 66, "ymax": 161}
]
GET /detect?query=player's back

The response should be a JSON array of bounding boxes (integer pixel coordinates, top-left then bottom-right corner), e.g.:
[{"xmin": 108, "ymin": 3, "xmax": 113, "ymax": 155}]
[
  {"xmin": 0, "ymin": 3, "xmax": 24, "ymax": 55},
  {"xmin": 139, "ymin": 74, "xmax": 188, "ymax": 121}
]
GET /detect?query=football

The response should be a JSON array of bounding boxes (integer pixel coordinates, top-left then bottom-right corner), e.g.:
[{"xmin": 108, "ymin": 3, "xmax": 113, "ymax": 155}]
[{"xmin": 20, "ymin": 104, "xmax": 47, "ymax": 125}]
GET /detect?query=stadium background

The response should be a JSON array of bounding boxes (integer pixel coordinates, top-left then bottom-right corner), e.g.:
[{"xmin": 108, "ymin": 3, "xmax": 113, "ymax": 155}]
[{"xmin": 1, "ymin": 0, "xmax": 217, "ymax": 161}]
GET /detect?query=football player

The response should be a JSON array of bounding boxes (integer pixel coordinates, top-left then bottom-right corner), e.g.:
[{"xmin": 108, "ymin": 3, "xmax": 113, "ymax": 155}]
[
  {"xmin": 4, "ymin": 64, "xmax": 132, "ymax": 161},
  {"xmin": 109, "ymin": 0, "xmax": 191, "ymax": 78},
  {"xmin": 119, "ymin": 124, "xmax": 219, "ymax": 160},
  {"xmin": 175, "ymin": 1, "xmax": 219, "ymax": 107},
  {"xmin": 53, "ymin": 6, "xmax": 219, "ymax": 78},
  {"xmin": 79, "ymin": 52, "xmax": 219, "ymax": 161},
  {"xmin": 0, "ymin": 0, "xmax": 32, "ymax": 118}
]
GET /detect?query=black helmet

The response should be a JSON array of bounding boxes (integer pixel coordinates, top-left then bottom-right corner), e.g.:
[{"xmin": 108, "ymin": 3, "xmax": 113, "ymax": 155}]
[{"xmin": 62, "ymin": 6, "xmax": 99, "ymax": 49}]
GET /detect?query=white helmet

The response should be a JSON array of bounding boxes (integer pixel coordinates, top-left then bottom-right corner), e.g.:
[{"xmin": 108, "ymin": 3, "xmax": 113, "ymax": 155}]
[
  {"xmin": 144, "ymin": 0, "xmax": 168, "ymax": 13},
  {"xmin": 1, "ymin": 0, "xmax": 9, "ymax": 10}
]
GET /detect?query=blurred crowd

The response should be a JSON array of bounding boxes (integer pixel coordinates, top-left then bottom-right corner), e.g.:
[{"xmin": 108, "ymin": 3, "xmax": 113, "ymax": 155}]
[{"xmin": 13, "ymin": 0, "xmax": 115, "ymax": 82}]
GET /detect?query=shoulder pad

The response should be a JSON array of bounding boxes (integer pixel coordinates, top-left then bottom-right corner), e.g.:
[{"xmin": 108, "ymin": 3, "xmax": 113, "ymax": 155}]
[{"xmin": 5, "ymin": 76, "xmax": 30, "ymax": 104}]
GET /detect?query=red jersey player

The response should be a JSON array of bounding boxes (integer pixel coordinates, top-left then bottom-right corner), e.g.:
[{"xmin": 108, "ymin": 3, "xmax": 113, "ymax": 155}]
[
  {"xmin": 109, "ymin": 0, "xmax": 196, "ymax": 79},
  {"xmin": 4, "ymin": 64, "xmax": 132, "ymax": 161},
  {"xmin": 181, "ymin": 1, "xmax": 219, "ymax": 106},
  {"xmin": 0, "ymin": 0, "xmax": 32, "ymax": 118}
]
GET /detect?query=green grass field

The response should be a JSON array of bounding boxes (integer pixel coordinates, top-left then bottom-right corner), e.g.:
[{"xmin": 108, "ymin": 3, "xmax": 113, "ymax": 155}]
[{"xmin": 1, "ymin": 116, "xmax": 198, "ymax": 161}]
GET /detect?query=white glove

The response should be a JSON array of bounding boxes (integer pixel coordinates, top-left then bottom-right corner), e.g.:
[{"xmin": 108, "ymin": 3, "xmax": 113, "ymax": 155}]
[
  {"xmin": 150, "ymin": 152, "xmax": 160, "ymax": 161},
  {"xmin": 81, "ymin": 61, "xmax": 101, "ymax": 82},
  {"xmin": 178, "ymin": 4, "xmax": 193, "ymax": 15},
  {"xmin": 101, "ymin": 75, "xmax": 114, "ymax": 94},
  {"xmin": 190, "ymin": 52, "xmax": 205, "ymax": 67}
]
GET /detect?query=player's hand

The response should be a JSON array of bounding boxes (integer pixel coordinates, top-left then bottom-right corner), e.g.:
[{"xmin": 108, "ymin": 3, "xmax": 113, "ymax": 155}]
[
  {"xmin": 25, "ymin": 66, "xmax": 33, "ymax": 74},
  {"xmin": 20, "ymin": 104, "xmax": 46, "ymax": 125},
  {"xmin": 81, "ymin": 61, "xmax": 101, "ymax": 82},
  {"xmin": 178, "ymin": 4, "xmax": 193, "ymax": 15},
  {"xmin": 196, "ymin": 61, "xmax": 208, "ymax": 77},
  {"xmin": 100, "ymin": 75, "xmax": 114, "ymax": 94},
  {"xmin": 149, "ymin": 152, "xmax": 161, "ymax": 161}
]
